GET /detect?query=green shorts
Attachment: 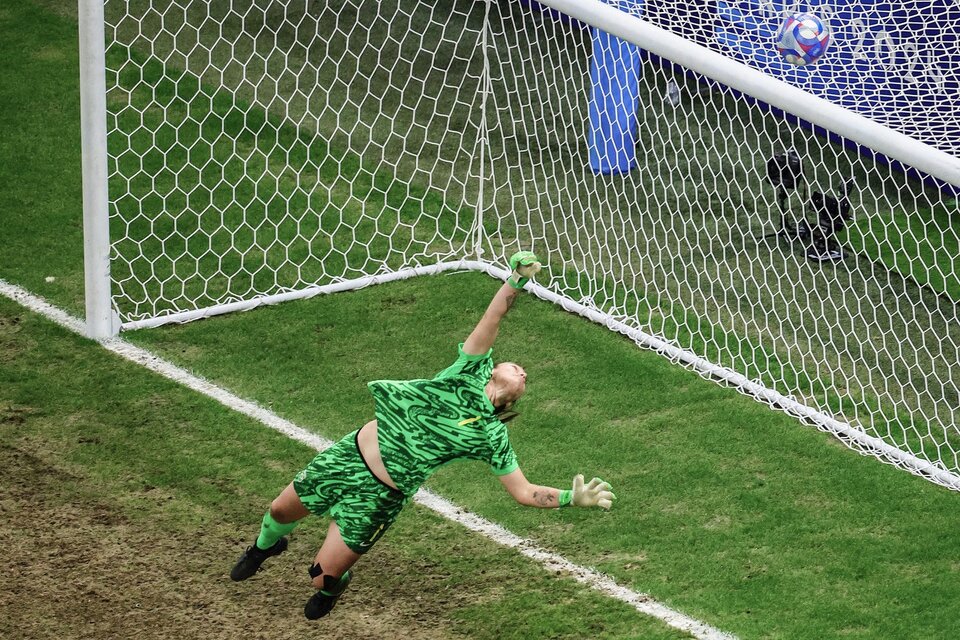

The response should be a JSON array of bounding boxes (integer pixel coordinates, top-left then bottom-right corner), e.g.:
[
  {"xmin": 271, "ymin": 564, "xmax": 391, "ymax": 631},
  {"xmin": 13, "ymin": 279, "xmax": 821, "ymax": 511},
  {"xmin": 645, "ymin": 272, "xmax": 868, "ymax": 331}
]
[{"xmin": 293, "ymin": 429, "xmax": 408, "ymax": 554}]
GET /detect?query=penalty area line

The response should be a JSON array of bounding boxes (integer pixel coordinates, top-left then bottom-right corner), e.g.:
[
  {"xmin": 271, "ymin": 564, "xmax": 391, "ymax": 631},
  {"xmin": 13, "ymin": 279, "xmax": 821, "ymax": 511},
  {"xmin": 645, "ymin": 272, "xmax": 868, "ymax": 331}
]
[{"xmin": 0, "ymin": 279, "xmax": 736, "ymax": 640}]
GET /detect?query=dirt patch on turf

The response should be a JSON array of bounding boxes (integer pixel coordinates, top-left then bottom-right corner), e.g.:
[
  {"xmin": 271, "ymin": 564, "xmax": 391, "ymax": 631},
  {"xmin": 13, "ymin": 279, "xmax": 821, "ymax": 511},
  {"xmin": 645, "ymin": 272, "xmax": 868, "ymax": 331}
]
[{"xmin": 0, "ymin": 440, "xmax": 460, "ymax": 640}]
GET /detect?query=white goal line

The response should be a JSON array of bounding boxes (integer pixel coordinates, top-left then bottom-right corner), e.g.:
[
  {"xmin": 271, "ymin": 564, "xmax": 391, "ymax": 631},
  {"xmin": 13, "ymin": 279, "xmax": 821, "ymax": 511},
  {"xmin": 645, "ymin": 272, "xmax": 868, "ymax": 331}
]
[{"xmin": 0, "ymin": 277, "xmax": 736, "ymax": 640}]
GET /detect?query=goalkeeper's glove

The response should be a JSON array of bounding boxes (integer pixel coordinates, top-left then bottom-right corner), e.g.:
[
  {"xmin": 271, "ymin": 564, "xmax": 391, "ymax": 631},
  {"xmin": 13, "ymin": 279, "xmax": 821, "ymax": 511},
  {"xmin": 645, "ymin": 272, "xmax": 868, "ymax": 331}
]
[
  {"xmin": 561, "ymin": 474, "xmax": 616, "ymax": 510},
  {"xmin": 507, "ymin": 251, "xmax": 542, "ymax": 289}
]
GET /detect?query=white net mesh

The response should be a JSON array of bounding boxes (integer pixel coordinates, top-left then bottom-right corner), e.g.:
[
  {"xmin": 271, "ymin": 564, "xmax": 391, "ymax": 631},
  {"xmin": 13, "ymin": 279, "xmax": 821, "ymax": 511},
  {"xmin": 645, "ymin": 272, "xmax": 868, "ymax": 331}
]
[
  {"xmin": 103, "ymin": 0, "xmax": 960, "ymax": 486},
  {"xmin": 483, "ymin": 0, "xmax": 960, "ymax": 486},
  {"xmin": 105, "ymin": 0, "xmax": 485, "ymax": 322}
]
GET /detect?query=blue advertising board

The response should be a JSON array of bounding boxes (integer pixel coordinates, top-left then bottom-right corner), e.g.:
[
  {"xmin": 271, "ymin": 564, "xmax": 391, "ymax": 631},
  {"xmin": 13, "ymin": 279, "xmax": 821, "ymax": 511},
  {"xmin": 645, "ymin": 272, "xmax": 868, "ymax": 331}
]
[{"xmin": 587, "ymin": 1, "xmax": 644, "ymax": 174}]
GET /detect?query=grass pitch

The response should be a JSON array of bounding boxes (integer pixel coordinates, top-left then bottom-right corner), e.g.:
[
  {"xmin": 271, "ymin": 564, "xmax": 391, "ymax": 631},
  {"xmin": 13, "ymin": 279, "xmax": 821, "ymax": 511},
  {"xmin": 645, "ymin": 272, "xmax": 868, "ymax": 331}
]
[
  {"xmin": 4, "ymin": 1, "xmax": 960, "ymax": 639},
  {"xmin": 0, "ymin": 294, "xmax": 687, "ymax": 640}
]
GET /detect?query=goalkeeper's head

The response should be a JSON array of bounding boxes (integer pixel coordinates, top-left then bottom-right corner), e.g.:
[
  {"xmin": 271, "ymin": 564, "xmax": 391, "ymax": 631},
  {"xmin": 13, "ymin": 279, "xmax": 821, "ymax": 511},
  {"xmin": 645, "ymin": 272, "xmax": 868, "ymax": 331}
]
[{"xmin": 489, "ymin": 362, "xmax": 527, "ymax": 413}]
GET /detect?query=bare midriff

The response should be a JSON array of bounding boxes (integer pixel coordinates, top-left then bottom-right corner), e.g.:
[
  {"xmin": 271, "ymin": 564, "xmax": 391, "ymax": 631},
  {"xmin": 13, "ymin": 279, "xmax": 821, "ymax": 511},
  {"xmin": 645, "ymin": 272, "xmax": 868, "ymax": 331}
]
[{"xmin": 357, "ymin": 419, "xmax": 399, "ymax": 491}]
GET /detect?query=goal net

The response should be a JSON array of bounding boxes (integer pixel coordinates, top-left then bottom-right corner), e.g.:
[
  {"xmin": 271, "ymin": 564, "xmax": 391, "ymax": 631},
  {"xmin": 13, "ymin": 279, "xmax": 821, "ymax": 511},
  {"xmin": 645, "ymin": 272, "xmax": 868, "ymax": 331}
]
[{"xmin": 96, "ymin": 0, "xmax": 960, "ymax": 487}]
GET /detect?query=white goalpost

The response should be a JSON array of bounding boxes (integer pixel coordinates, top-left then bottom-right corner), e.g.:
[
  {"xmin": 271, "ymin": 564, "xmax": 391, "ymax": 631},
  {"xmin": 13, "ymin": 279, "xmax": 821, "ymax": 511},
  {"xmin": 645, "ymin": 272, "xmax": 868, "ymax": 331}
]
[
  {"xmin": 79, "ymin": 0, "xmax": 116, "ymax": 339},
  {"xmin": 80, "ymin": 0, "xmax": 960, "ymax": 489}
]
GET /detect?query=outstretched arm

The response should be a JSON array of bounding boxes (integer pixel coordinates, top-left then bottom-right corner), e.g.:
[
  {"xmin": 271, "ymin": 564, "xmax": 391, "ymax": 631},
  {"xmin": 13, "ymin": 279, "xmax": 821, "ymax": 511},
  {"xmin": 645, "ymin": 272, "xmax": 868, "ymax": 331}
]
[
  {"xmin": 463, "ymin": 251, "xmax": 541, "ymax": 356},
  {"xmin": 463, "ymin": 283, "xmax": 520, "ymax": 356},
  {"xmin": 498, "ymin": 468, "xmax": 615, "ymax": 510}
]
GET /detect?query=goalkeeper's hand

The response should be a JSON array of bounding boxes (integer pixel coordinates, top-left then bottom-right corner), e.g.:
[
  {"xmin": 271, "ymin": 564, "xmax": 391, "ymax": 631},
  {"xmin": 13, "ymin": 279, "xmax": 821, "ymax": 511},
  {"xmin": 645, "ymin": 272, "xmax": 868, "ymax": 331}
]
[
  {"xmin": 571, "ymin": 474, "xmax": 616, "ymax": 510},
  {"xmin": 507, "ymin": 251, "xmax": 542, "ymax": 289}
]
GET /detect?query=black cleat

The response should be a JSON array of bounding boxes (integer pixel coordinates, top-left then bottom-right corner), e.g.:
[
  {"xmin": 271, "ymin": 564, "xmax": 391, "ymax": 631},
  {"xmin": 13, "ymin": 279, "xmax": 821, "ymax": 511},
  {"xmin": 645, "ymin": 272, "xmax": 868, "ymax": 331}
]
[
  {"xmin": 230, "ymin": 537, "xmax": 288, "ymax": 581},
  {"xmin": 304, "ymin": 570, "xmax": 351, "ymax": 620}
]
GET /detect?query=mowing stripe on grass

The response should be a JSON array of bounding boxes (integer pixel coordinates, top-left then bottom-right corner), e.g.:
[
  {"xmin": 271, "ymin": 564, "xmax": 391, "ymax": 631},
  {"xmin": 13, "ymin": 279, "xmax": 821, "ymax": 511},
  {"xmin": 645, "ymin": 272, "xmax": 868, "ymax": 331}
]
[{"xmin": 0, "ymin": 278, "xmax": 736, "ymax": 640}]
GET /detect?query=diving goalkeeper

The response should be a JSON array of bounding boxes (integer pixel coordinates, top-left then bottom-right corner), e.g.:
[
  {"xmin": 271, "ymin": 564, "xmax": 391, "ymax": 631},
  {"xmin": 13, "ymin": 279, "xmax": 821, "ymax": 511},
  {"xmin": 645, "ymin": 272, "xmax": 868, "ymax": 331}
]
[{"xmin": 229, "ymin": 251, "xmax": 616, "ymax": 620}]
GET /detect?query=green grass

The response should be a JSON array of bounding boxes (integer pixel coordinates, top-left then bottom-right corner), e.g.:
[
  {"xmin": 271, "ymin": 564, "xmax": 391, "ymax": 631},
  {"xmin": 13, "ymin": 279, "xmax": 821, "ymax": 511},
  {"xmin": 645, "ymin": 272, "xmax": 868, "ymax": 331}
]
[
  {"xmin": 0, "ymin": 2, "xmax": 86, "ymax": 315},
  {"xmin": 5, "ymin": 1, "xmax": 960, "ymax": 638},
  {"xmin": 122, "ymin": 271, "xmax": 960, "ymax": 640},
  {"xmin": 845, "ymin": 198, "xmax": 960, "ymax": 302},
  {"xmin": 0, "ymin": 294, "xmax": 688, "ymax": 640}
]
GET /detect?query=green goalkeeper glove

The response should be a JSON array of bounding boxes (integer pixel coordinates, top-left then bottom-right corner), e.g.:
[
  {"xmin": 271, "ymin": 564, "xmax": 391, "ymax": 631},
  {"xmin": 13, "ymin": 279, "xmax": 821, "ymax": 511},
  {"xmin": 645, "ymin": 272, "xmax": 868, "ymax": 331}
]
[
  {"xmin": 507, "ymin": 251, "xmax": 542, "ymax": 289},
  {"xmin": 566, "ymin": 474, "xmax": 615, "ymax": 510}
]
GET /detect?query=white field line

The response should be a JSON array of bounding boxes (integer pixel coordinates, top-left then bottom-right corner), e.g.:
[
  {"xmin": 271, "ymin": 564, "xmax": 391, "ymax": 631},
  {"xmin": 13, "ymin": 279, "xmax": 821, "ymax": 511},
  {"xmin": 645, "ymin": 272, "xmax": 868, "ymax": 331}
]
[{"xmin": 0, "ymin": 279, "xmax": 736, "ymax": 640}]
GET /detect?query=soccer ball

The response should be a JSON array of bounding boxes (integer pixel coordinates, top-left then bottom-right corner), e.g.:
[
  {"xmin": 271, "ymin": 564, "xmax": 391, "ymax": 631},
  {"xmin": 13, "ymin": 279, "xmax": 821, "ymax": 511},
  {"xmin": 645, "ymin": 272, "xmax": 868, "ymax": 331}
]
[{"xmin": 775, "ymin": 13, "xmax": 830, "ymax": 66}]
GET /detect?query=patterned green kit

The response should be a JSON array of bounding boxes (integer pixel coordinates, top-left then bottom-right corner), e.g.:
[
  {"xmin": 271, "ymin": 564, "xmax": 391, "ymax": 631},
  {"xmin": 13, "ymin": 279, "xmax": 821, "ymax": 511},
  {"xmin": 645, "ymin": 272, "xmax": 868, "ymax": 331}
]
[
  {"xmin": 293, "ymin": 430, "xmax": 407, "ymax": 553},
  {"xmin": 367, "ymin": 344, "xmax": 518, "ymax": 496},
  {"xmin": 293, "ymin": 344, "xmax": 517, "ymax": 553}
]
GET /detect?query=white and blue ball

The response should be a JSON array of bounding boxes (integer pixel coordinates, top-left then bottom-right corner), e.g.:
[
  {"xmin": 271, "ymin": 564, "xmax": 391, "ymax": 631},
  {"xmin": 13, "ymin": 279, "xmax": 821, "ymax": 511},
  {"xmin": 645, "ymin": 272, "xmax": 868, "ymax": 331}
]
[{"xmin": 775, "ymin": 13, "xmax": 830, "ymax": 66}]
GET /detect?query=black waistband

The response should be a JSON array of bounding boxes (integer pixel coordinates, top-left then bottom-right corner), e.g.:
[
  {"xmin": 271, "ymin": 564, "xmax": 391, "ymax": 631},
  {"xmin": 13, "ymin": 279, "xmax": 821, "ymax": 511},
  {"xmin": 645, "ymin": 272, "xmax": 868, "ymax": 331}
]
[{"xmin": 354, "ymin": 429, "xmax": 404, "ymax": 496}]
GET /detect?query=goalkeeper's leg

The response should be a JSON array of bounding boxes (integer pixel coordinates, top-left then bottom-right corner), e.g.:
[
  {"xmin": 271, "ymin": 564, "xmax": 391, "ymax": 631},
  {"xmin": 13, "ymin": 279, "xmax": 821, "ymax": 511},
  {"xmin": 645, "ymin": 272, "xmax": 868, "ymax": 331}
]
[
  {"xmin": 304, "ymin": 490, "xmax": 403, "ymax": 620},
  {"xmin": 303, "ymin": 520, "xmax": 362, "ymax": 620},
  {"xmin": 230, "ymin": 483, "xmax": 310, "ymax": 581}
]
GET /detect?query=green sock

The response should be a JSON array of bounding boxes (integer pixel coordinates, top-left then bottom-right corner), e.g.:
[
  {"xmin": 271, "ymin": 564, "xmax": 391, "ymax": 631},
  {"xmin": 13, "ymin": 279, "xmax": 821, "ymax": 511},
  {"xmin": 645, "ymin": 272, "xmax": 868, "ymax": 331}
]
[
  {"xmin": 255, "ymin": 511, "xmax": 298, "ymax": 550},
  {"xmin": 320, "ymin": 570, "xmax": 351, "ymax": 596}
]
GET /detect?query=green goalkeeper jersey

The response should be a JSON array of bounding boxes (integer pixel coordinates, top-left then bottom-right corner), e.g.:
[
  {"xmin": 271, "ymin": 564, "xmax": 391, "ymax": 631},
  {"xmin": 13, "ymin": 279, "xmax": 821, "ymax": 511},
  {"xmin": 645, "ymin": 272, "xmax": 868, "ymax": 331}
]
[{"xmin": 367, "ymin": 344, "xmax": 519, "ymax": 496}]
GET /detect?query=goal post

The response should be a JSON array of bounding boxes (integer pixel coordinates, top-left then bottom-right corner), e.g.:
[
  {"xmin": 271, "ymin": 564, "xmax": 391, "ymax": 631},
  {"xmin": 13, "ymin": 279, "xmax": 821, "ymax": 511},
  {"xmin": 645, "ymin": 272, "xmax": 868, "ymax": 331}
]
[
  {"xmin": 86, "ymin": 0, "xmax": 960, "ymax": 490},
  {"xmin": 79, "ymin": 0, "xmax": 116, "ymax": 339}
]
